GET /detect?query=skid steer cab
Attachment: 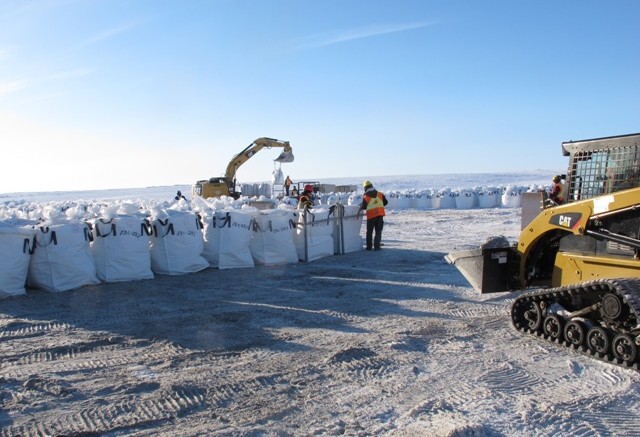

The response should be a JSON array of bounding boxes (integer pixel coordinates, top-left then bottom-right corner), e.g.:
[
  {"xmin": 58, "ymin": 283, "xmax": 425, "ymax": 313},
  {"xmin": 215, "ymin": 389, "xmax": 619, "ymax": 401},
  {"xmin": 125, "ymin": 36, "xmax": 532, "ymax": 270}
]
[{"xmin": 447, "ymin": 133, "xmax": 640, "ymax": 294}]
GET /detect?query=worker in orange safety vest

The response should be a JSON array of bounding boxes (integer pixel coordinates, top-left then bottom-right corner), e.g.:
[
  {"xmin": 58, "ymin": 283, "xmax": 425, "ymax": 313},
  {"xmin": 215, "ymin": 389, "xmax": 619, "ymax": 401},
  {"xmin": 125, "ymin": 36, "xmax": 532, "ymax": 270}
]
[
  {"xmin": 360, "ymin": 180, "xmax": 388, "ymax": 250},
  {"xmin": 297, "ymin": 184, "xmax": 315, "ymax": 210}
]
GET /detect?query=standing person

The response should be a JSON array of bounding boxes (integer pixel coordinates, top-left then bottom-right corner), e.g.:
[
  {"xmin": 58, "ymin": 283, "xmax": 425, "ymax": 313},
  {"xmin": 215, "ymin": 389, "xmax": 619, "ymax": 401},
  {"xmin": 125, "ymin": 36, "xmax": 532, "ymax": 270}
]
[
  {"xmin": 297, "ymin": 184, "xmax": 314, "ymax": 209},
  {"xmin": 284, "ymin": 175, "xmax": 293, "ymax": 196},
  {"xmin": 549, "ymin": 175, "xmax": 565, "ymax": 205},
  {"xmin": 360, "ymin": 180, "xmax": 388, "ymax": 251}
]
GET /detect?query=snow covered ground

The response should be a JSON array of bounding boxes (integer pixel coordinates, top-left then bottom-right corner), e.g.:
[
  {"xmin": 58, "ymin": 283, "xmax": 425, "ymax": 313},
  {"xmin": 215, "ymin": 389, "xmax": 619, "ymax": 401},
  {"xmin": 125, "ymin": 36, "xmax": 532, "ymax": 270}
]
[{"xmin": 1, "ymin": 172, "xmax": 639, "ymax": 436}]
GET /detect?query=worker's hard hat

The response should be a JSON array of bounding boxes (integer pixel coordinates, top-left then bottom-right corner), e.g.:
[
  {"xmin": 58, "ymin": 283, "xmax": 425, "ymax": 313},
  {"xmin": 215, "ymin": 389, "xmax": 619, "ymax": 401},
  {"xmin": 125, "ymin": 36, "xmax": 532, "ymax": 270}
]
[
  {"xmin": 363, "ymin": 180, "xmax": 373, "ymax": 189},
  {"xmin": 552, "ymin": 175, "xmax": 560, "ymax": 182},
  {"xmin": 304, "ymin": 184, "xmax": 314, "ymax": 192}
]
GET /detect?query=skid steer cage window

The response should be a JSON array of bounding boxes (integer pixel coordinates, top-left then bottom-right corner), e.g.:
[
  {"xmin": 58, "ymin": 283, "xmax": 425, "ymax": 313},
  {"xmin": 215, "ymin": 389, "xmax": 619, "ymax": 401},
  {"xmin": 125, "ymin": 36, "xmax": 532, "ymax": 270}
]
[{"xmin": 569, "ymin": 145, "xmax": 640, "ymax": 202}]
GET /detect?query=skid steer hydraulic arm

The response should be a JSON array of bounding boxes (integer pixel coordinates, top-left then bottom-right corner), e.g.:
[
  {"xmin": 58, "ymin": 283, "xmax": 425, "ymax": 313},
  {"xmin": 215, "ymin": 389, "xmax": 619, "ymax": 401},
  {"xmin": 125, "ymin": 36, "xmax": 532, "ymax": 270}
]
[{"xmin": 585, "ymin": 228, "xmax": 640, "ymax": 251}]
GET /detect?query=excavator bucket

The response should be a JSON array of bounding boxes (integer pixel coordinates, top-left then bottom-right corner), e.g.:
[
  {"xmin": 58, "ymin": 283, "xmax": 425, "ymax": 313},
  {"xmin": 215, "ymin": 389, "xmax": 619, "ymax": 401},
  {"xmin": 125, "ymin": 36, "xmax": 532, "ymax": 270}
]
[{"xmin": 274, "ymin": 149, "xmax": 294, "ymax": 163}]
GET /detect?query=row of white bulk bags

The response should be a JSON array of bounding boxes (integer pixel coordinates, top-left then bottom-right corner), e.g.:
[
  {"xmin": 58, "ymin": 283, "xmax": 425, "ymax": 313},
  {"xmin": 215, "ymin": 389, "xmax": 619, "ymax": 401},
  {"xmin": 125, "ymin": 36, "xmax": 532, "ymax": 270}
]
[
  {"xmin": 28, "ymin": 221, "xmax": 101, "ymax": 293},
  {"xmin": 383, "ymin": 191, "xmax": 433, "ymax": 210},
  {"xmin": 239, "ymin": 183, "xmax": 272, "ymax": 197},
  {"xmin": 381, "ymin": 186, "xmax": 529, "ymax": 210},
  {"xmin": 1, "ymin": 205, "xmax": 366, "ymax": 298},
  {"xmin": 89, "ymin": 215, "xmax": 154, "ymax": 282},
  {"xmin": 0, "ymin": 221, "xmax": 37, "ymax": 298},
  {"xmin": 201, "ymin": 210, "xmax": 254, "ymax": 269},
  {"xmin": 91, "ymin": 211, "xmax": 210, "ymax": 280}
]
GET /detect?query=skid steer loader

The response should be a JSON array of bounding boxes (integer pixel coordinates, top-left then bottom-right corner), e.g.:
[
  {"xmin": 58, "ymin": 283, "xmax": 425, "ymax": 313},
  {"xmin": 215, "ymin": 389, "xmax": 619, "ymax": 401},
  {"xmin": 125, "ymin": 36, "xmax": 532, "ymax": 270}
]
[{"xmin": 446, "ymin": 133, "xmax": 640, "ymax": 369}]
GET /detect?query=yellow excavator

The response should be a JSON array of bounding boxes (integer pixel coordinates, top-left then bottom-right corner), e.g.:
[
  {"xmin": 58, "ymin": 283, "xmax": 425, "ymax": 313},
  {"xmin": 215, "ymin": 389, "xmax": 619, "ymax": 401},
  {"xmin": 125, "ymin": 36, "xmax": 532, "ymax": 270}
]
[
  {"xmin": 192, "ymin": 137, "xmax": 294, "ymax": 199},
  {"xmin": 446, "ymin": 133, "xmax": 640, "ymax": 369}
]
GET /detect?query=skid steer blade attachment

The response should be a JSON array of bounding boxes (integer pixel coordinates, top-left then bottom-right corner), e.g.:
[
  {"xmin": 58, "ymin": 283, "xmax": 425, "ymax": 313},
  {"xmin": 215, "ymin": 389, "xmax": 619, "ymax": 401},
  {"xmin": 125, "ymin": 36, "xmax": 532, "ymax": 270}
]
[{"xmin": 445, "ymin": 244, "xmax": 516, "ymax": 293}]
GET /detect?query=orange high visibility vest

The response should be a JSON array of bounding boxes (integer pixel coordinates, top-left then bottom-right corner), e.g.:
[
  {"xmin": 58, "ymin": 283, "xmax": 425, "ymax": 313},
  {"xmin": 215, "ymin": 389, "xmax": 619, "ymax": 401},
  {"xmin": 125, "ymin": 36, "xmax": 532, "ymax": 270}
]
[
  {"xmin": 364, "ymin": 192, "xmax": 386, "ymax": 219},
  {"xmin": 298, "ymin": 194, "xmax": 312, "ymax": 209}
]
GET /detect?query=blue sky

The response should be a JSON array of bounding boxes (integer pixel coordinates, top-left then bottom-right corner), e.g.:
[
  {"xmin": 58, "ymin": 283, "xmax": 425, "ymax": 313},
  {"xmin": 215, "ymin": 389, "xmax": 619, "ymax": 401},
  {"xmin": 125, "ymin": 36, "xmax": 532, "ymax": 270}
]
[{"xmin": 1, "ymin": 0, "xmax": 638, "ymax": 193}]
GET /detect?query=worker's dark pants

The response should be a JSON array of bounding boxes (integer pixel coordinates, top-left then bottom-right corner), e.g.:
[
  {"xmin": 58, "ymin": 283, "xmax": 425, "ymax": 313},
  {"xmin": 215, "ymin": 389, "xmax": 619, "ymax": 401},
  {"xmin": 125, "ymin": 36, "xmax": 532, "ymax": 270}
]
[{"xmin": 366, "ymin": 216, "xmax": 384, "ymax": 249}]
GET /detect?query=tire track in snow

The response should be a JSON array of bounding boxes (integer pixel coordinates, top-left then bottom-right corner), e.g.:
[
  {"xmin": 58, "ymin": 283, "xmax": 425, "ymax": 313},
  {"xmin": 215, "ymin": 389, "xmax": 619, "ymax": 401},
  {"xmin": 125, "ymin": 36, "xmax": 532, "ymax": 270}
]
[
  {"xmin": 443, "ymin": 303, "xmax": 510, "ymax": 319},
  {"xmin": 534, "ymin": 368, "xmax": 638, "ymax": 437},
  {"xmin": 594, "ymin": 396, "xmax": 640, "ymax": 436},
  {"xmin": 1, "ymin": 338, "xmax": 189, "ymax": 380},
  {"xmin": 0, "ymin": 321, "xmax": 71, "ymax": 340},
  {"xmin": 0, "ymin": 385, "xmax": 207, "ymax": 437},
  {"xmin": 325, "ymin": 347, "xmax": 395, "ymax": 382},
  {"xmin": 0, "ymin": 338, "xmax": 129, "ymax": 368},
  {"xmin": 477, "ymin": 360, "xmax": 636, "ymax": 436},
  {"xmin": 206, "ymin": 372, "xmax": 290, "ymax": 408},
  {"xmin": 482, "ymin": 362, "xmax": 543, "ymax": 395}
]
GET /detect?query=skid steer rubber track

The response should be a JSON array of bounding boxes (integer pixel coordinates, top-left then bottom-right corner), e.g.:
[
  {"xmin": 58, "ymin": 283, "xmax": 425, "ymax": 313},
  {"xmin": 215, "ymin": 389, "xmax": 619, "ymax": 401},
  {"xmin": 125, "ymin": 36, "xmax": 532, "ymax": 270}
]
[{"xmin": 511, "ymin": 278, "xmax": 640, "ymax": 371}]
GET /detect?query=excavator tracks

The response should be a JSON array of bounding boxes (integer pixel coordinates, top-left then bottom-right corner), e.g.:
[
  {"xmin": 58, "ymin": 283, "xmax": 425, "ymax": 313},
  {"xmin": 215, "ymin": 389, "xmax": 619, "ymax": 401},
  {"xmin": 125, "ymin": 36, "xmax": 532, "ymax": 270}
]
[{"xmin": 511, "ymin": 278, "xmax": 640, "ymax": 371}]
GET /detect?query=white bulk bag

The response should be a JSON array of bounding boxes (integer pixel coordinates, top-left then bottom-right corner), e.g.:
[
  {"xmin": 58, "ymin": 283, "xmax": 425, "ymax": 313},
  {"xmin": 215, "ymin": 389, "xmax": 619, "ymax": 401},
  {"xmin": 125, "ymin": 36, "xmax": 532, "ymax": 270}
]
[
  {"xmin": 28, "ymin": 221, "xmax": 100, "ymax": 292},
  {"xmin": 295, "ymin": 208, "xmax": 334, "ymax": 262},
  {"xmin": 455, "ymin": 189, "xmax": 476, "ymax": 209},
  {"xmin": 334, "ymin": 204, "xmax": 364, "ymax": 254},
  {"xmin": 412, "ymin": 190, "xmax": 433, "ymax": 210},
  {"xmin": 348, "ymin": 193, "xmax": 363, "ymax": 207},
  {"xmin": 201, "ymin": 210, "xmax": 254, "ymax": 269},
  {"xmin": 272, "ymin": 167, "xmax": 284, "ymax": 185},
  {"xmin": 150, "ymin": 210, "xmax": 209, "ymax": 275},
  {"xmin": 386, "ymin": 192, "xmax": 399, "ymax": 210},
  {"xmin": 435, "ymin": 189, "xmax": 456, "ymax": 209},
  {"xmin": 395, "ymin": 192, "xmax": 412, "ymax": 210},
  {"xmin": 478, "ymin": 188, "xmax": 500, "ymax": 208},
  {"xmin": 0, "ymin": 222, "xmax": 36, "ymax": 298},
  {"xmin": 501, "ymin": 186, "xmax": 522, "ymax": 208},
  {"xmin": 250, "ymin": 210, "xmax": 298, "ymax": 266},
  {"xmin": 90, "ymin": 215, "xmax": 154, "ymax": 282}
]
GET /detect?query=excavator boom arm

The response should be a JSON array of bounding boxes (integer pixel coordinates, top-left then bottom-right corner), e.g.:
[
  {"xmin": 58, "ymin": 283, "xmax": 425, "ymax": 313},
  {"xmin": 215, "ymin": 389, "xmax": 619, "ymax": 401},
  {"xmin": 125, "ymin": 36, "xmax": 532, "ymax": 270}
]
[{"xmin": 224, "ymin": 137, "xmax": 293, "ymax": 189}]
